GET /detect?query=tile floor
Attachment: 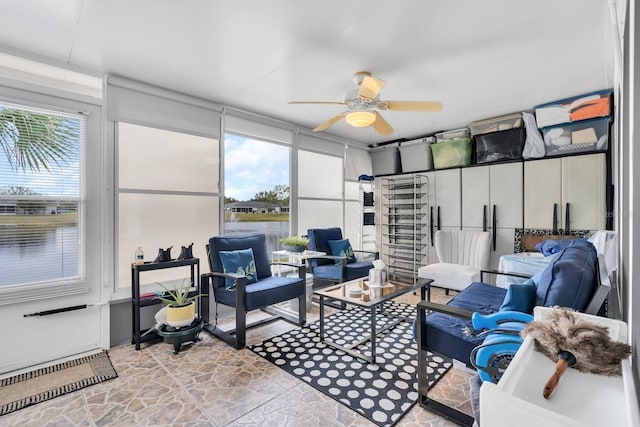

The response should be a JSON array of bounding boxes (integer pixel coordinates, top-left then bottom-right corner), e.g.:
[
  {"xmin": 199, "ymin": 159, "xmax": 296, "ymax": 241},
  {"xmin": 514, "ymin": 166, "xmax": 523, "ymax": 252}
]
[{"xmin": 2, "ymin": 288, "xmax": 472, "ymax": 427}]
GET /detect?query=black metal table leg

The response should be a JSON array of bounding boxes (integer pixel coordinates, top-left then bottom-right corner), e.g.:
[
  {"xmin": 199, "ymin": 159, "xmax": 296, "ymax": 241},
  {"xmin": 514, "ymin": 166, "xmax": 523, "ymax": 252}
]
[
  {"xmin": 319, "ymin": 295, "xmax": 325, "ymax": 340},
  {"xmin": 370, "ymin": 305, "xmax": 376, "ymax": 362}
]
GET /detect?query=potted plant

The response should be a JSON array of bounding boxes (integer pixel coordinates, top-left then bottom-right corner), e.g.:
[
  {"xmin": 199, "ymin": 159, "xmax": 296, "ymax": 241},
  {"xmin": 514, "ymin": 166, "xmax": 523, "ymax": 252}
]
[
  {"xmin": 156, "ymin": 280, "xmax": 206, "ymax": 327},
  {"xmin": 280, "ymin": 236, "xmax": 309, "ymax": 253}
]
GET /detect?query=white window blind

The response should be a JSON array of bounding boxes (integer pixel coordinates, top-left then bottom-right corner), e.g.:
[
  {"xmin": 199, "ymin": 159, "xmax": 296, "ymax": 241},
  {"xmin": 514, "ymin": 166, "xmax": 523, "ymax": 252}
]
[{"xmin": 0, "ymin": 101, "xmax": 87, "ymax": 296}]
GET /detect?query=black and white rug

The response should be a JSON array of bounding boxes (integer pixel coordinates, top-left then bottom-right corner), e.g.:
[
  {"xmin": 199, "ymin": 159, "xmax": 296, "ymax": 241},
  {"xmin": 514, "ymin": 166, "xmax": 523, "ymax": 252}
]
[{"xmin": 249, "ymin": 301, "xmax": 452, "ymax": 427}]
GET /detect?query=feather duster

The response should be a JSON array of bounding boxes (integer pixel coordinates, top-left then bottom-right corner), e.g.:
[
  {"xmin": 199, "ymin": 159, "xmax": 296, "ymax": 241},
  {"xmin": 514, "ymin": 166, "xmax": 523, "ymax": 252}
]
[{"xmin": 521, "ymin": 306, "xmax": 631, "ymax": 398}]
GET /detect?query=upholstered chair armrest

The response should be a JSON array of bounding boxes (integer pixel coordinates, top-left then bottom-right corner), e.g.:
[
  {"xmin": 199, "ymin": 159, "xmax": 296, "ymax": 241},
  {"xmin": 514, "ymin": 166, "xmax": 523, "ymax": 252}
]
[
  {"xmin": 417, "ymin": 300, "xmax": 475, "ymax": 321},
  {"xmin": 201, "ymin": 271, "xmax": 248, "ymax": 292},
  {"xmin": 480, "ymin": 269, "xmax": 533, "ymax": 284},
  {"xmin": 305, "ymin": 255, "xmax": 347, "ymax": 268},
  {"xmin": 305, "ymin": 254, "xmax": 345, "ymax": 262},
  {"xmin": 353, "ymin": 250, "xmax": 379, "ymax": 260}
]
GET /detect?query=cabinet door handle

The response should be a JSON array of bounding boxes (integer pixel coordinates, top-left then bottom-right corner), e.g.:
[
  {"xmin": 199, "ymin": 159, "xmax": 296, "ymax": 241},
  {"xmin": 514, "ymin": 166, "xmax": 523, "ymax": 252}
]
[
  {"xmin": 553, "ymin": 203, "xmax": 558, "ymax": 235},
  {"xmin": 492, "ymin": 204, "xmax": 497, "ymax": 251},
  {"xmin": 430, "ymin": 206, "xmax": 434, "ymax": 246},
  {"xmin": 565, "ymin": 202, "xmax": 571, "ymax": 235},
  {"xmin": 483, "ymin": 204, "xmax": 487, "ymax": 232},
  {"xmin": 437, "ymin": 206, "xmax": 441, "ymax": 231}
]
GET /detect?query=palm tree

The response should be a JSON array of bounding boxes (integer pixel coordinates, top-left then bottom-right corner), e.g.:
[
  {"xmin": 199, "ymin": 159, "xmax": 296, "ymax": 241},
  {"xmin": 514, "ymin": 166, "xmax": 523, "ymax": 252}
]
[{"xmin": 0, "ymin": 108, "xmax": 77, "ymax": 172}]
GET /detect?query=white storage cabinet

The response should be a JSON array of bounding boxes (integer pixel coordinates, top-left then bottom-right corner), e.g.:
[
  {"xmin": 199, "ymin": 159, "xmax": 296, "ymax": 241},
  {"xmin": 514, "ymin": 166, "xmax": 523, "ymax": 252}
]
[
  {"xmin": 524, "ymin": 153, "xmax": 606, "ymax": 231},
  {"xmin": 462, "ymin": 162, "xmax": 524, "ymax": 268}
]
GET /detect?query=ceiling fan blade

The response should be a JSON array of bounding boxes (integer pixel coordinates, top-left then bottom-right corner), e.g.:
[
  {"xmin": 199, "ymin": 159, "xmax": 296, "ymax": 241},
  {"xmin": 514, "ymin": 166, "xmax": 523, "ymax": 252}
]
[
  {"xmin": 377, "ymin": 100, "xmax": 443, "ymax": 112},
  {"xmin": 313, "ymin": 111, "xmax": 348, "ymax": 132},
  {"xmin": 289, "ymin": 101, "xmax": 347, "ymax": 105},
  {"xmin": 372, "ymin": 112, "xmax": 393, "ymax": 136},
  {"xmin": 358, "ymin": 76, "xmax": 386, "ymax": 100}
]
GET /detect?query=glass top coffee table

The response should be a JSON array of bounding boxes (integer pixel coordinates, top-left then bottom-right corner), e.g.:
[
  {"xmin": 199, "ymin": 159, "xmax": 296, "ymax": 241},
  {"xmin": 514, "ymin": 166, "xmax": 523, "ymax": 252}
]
[{"xmin": 313, "ymin": 277, "xmax": 433, "ymax": 364}]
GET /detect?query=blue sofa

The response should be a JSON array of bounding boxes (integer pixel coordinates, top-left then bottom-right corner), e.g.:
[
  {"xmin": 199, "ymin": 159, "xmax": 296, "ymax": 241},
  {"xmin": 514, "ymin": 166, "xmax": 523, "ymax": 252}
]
[{"xmin": 415, "ymin": 238, "xmax": 610, "ymax": 425}]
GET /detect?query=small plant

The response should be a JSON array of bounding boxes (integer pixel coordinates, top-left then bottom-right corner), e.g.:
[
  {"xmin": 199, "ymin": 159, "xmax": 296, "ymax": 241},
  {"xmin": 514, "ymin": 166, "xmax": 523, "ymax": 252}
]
[
  {"xmin": 280, "ymin": 236, "xmax": 309, "ymax": 247},
  {"xmin": 156, "ymin": 279, "xmax": 206, "ymax": 307}
]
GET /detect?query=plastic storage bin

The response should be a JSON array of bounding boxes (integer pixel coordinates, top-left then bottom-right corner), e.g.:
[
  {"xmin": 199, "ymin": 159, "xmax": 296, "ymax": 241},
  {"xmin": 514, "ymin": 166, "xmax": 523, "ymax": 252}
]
[
  {"xmin": 535, "ymin": 89, "xmax": 612, "ymax": 128},
  {"xmin": 475, "ymin": 128, "xmax": 526, "ymax": 164},
  {"xmin": 430, "ymin": 138, "xmax": 472, "ymax": 169},
  {"xmin": 540, "ymin": 116, "xmax": 610, "ymax": 156},
  {"xmin": 469, "ymin": 113, "xmax": 524, "ymax": 136},
  {"xmin": 435, "ymin": 128, "xmax": 470, "ymax": 142},
  {"xmin": 370, "ymin": 142, "xmax": 401, "ymax": 176},
  {"xmin": 399, "ymin": 137, "xmax": 434, "ymax": 172}
]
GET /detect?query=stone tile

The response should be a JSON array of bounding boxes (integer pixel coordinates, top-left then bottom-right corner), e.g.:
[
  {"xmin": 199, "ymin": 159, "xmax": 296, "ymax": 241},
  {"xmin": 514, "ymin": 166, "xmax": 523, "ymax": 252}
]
[
  {"xmin": 227, "ymin": 385, "xmax": 350, "ymax": 427},
  {"xmin": 426, "ymin": 367, "xmax": 473, "ymax": 415},
  {"xmin": 0, "ymin": 391, "xmax": 89, "ymax": 427},
  {"xmin": 1, "ymin": 289, "xmax": 472, "ymax": 426}
]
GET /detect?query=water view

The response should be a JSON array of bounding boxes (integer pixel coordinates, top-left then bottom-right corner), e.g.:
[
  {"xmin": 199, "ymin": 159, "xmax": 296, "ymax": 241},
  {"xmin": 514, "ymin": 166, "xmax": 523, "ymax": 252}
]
[
  {"xmin": 0, "ymin": 224, "xmax": 78, "ymax": 285},
  {"xmin": 224, "ymin": 220, "xmax": 290, "ymax": 254},
  {"xmin": 1, "ymin": 221, "xmax": 289, "ymax": 286}
]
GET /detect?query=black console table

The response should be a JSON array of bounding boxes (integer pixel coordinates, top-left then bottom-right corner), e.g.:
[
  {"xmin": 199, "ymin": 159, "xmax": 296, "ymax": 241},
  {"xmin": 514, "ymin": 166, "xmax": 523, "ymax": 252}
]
[{"xmin": 130, "ymin": 257, "xmax": 200, "ymax": 350}]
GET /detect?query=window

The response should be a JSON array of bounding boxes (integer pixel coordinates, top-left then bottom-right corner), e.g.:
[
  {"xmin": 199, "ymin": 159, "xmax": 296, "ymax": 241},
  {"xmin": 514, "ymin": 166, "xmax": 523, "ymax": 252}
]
[
  {"xmin": 0, "ymin": 102, "xmax": 85, "ymax": 287},
  {"xmin": 116, "ymin": 122, "xmax": 219, "ymax": 289},
  {"xmin": 223, "ymin": 133, "xmax": 290, "ymax": 254},
  {"xmin": 297, "ymin": 149, "xmax": 344, "ymax": 234}
]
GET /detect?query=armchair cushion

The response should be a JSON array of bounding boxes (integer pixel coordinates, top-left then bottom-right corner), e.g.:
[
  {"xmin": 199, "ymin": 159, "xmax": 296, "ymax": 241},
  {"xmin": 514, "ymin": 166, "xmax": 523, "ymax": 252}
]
[
  {"xmin": 418, "ymin": 263, "xmax": 482, "ymax": 292},
  {"xmin": 499, "ymin": 282, "xmax": 536, "ymax": 313},
  {"xmin": 307, "ymin": 227, "xmax": 377, "ymax": 283},
  {"xmin": 420, "ymin": 282, "xmax": 507, "ymax": 366},
  {"xmin": 209, "ymin": 234, "xmax": 273, "ymax": 289},
  {"xmin": 219, "ymin": 248, "xmax": 257, "ymax": 289},
  {"xmin": 214, "ymin": 275, "xmax": 304, "ymax": 311},
  {"xmin": 327, "ymin": 238, "xmax": 357, "ymax": 264},
  {"xmin": 307, "ymin": 227, "xmax": 344, "ymax": 267},
  {"xmin": 535, "ymin": 242, "xmax": 598, "ymax": 310},
  {"xmin": 312, "ymin": 260, "xmax": 373, "ymax": 282}
]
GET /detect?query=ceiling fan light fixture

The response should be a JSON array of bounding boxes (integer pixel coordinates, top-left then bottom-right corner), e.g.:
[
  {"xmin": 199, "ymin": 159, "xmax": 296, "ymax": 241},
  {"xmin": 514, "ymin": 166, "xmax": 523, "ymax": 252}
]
[{"xmin": 346, "ymin": 111, "xmax": 376, "ymax": 127}]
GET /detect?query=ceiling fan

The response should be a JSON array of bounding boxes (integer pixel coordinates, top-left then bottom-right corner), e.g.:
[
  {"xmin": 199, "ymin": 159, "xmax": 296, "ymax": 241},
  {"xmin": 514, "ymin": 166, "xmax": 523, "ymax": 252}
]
[{"xmin": 289, "ymin": 71, "xmax": 442, "ymax": 136}]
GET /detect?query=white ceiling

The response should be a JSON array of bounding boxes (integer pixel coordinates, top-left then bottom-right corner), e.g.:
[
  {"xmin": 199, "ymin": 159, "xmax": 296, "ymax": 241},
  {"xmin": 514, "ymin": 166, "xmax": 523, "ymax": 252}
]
[{"xmin": 0, "ymin": 0, "xmax": 616, "ymax": 145}]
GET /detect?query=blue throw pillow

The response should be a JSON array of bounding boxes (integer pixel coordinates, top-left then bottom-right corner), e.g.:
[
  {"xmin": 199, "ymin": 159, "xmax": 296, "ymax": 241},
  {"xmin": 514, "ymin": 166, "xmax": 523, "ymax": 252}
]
[
  {"xmin": 219, "ymin": 248, "xmax": 257, "ymax": 289},
  {"xmin": 500, "ymin": 282, "xmax": 537, "ymax": 313},
  {"xmin": 535, "ymin": 238, "xmax": 588, "ymax": 256},
  {"xmin": 535, "ymin": 243, "xmax": 597, "ymax": 310},
  {"xmin": 327, "ymin": 239, "xmax": 357, "ymax": 264},
  {"xmin": 527, "ymin": 267, "xmax": 546, "ymax": 287}
]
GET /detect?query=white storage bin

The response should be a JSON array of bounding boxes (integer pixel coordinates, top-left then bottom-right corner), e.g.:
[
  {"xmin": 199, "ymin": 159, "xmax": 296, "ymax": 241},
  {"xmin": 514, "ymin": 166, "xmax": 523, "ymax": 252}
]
[
  {"xmin": 435, "ymin": 128, "xmax": 470, "ymax": 142},
  {"xmin": 535, "ymin": 90, "xmax": 613, "ymax": 128},
  {"xmin": 469, "ymin": 112, "xmax": 524, "ymax": 136},
  {"xmin": 541, "ymin": 117, "xmax": 610, "ymax": 156},
  {"xmin": 399, "ymin": 137, "xmax": 434, "ymax": 172},
  {"xmin": 370, "ymin": 143, "xmax": 401, "ymax": 176}
]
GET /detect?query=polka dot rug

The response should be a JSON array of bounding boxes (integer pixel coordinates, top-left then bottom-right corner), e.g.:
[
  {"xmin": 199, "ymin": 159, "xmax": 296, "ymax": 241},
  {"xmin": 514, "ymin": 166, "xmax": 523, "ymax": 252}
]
[{"xmin": 249, "ymin": 301, "xmax": 452, "ymax": 427}]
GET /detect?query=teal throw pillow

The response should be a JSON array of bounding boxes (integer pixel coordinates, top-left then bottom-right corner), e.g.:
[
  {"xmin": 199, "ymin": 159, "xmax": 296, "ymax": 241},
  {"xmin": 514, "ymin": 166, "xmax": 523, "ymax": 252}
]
[
  {"xmin": 219, "ymin": 248, "xmax": 257, "ymax": 289},
  {"xmin": 327, "ymin": 239, "xmax": 357, "ymax": 264},
  {"xmin": 499, "ymin": 281, "xmax": 537, "ymax": 313}
]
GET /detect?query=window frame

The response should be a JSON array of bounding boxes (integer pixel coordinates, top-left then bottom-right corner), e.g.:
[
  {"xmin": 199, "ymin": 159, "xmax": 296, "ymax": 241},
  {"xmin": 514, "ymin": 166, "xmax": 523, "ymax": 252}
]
[{"xmin": 0, "ymin": 92, "xmax": 101, "ymax": 305}]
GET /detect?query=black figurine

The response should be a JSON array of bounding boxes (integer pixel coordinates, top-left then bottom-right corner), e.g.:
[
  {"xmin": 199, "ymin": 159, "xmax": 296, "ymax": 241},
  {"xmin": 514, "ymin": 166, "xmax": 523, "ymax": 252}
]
[
  {"xmin": 177, "ymin": 243, "xmax": 194, "ymax": 260},
  {"xmin": 153, "ymin": 246, "xmax": 173, "ymax": 263}
]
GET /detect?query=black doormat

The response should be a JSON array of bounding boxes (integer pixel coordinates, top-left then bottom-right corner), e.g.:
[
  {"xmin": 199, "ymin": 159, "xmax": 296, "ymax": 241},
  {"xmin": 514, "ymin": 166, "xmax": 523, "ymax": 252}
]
[{"xmin": 249, "ymin": 301, "xmax": 452, "ymax": 427}]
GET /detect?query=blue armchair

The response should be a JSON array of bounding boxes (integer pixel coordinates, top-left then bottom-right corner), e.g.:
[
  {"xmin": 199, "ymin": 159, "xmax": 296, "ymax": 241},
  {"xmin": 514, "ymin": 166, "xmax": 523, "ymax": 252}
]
[
  {"xmin": 306, "ymin": 227, "xmax": 379, "ymax": 286},
  {"xmin": 201, "ymin": 234, "xmax": 307, "ymax": 349}
]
